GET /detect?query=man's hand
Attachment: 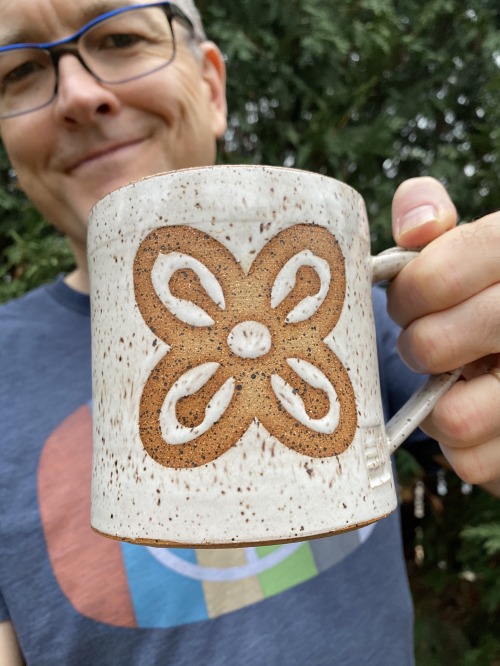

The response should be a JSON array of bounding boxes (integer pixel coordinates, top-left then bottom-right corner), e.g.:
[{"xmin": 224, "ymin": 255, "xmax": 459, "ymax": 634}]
[{"xmin": 387, "ymin": 177, "xmax": 500, "ymax": 496}]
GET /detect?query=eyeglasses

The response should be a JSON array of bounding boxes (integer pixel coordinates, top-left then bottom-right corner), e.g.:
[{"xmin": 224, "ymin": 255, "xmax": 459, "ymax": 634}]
[{"xmin": 0, "ymin": 2, "xmax": 195, "ymax": 119}]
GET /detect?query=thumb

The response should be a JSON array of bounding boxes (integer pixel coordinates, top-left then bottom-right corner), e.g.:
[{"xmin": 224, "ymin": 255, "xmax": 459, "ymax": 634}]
[{"xmin": 392, "ymin": 177, "xmax": 457, "ymax": 248}]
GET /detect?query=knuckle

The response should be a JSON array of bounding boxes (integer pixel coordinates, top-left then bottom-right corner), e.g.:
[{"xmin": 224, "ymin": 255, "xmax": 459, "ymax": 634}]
[
  {"xmin": 434, "ymin": 393, "xmax": 476, "ymax": 445},
  {"xmin": 483, "ymin": 286, "xmax": 500, "ymax": 353},
  {"xmin": 451, "ymin": 451, "xmax": 491, "ymax": 486},
  {"xmin": 413, "ymin": 249, "xmax": 463, "ymax": 305},
  {"xmin": 405, "ymin": 317, "xmax": 458, "ymax": 373}
]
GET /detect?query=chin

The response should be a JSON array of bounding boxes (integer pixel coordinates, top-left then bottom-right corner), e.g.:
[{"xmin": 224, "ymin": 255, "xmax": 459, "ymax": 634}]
[{"xmin": 87, "ymin": 179, "xmax": 135, "ymax": 211}]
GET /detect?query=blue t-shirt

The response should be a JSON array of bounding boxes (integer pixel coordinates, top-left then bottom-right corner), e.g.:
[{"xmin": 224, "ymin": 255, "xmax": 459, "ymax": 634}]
[{"xmin": 0, "ymin": 279, "xmax": 425, "ymax": 665}]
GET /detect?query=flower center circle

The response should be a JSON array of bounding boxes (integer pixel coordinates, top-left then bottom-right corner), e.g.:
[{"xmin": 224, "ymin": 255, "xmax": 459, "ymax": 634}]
[{"xmin": 227, "ymin": 321, "xmax": 272, "ymax": 359}]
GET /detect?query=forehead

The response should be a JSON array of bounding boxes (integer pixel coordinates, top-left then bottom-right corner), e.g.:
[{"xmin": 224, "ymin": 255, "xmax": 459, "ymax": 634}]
[{"xmin": 0, "ymin": 0, "xmax": 150, "ymax": 46}]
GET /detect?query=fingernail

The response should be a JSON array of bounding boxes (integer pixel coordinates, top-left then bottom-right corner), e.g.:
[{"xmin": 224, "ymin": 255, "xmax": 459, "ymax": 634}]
[{"xmin": 396, "ymin": 205, "xmax": 438, "ymax": 238}]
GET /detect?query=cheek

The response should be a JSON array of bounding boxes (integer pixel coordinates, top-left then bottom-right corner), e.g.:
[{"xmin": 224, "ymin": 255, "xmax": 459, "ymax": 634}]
[
  {"xmin": 2, "ymin": 120, "xmax": 49, "ymax": 182},
  {"xmin": 1, "ymin": 123, "xmax": 66, "ymax": 225},
  {"xmin": 128, "ymin": 60, "xmax": 209, "ymax": 127}
]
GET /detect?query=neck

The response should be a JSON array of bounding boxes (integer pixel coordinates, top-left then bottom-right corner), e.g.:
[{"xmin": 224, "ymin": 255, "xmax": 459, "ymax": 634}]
[
  {"xmin": 64, "ymin": 267, "xmax": 90, "ymax": 294},
  {"xmin": 65, "ymin": 237, "xmax": 90, "ymax": 294}
]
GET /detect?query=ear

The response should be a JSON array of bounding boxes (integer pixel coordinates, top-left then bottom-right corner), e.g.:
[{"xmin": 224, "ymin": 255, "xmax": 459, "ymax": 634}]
[{"xmin": 199, "ymin": 42, "xmax": 228, "ymax": 139}]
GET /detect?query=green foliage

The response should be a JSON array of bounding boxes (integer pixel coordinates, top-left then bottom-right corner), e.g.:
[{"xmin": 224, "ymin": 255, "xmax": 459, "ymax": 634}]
[
  {"xmin": 460, "ymin": 522, "xmax": 500, "ymax": 616},
  {"xmin": 397, "ymin": 456, "xmax": 500, "ymax": 664},
  {"xmin": 199, "ymin": 0, "xmax": 500, "ymax": 249},
  {"xmin": 462, "ymin": 523, "xmax": 500, "ymax": 558},
  {"xmin": 0, "ymin": 145, "xmax": 74, "ymax": 303}
]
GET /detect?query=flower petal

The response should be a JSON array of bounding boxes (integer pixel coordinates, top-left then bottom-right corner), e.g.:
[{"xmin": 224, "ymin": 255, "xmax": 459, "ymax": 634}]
[
  {"xmin": 160, "ymin": 363, "xmax": 235, "ymax": 445},
  {"xmin": 271, "ymin": 250, "xmax": 331, "ymax": 323},
  {"xmin": 152, "ymin": 252, "xmax": 225, "ymax": 327},
  {"xmin": 271, "ymin": 358, "xmax": 340, "ymax": 434}
]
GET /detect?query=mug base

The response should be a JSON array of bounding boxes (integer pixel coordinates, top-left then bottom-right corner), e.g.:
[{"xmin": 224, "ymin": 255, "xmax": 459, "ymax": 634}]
[{"xmin": 91, "ymin": 511, "xmax": 393, "ymax": 549}]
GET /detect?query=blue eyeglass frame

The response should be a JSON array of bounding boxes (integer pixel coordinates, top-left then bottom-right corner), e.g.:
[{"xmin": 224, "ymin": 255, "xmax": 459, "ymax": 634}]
[
  {"xmin": 0, "ymin": 2, "xmax": 194, "ymax": 55},
  {"xmin": 0, "ymin": 2, "xmax": 195, "ymax": 118}
]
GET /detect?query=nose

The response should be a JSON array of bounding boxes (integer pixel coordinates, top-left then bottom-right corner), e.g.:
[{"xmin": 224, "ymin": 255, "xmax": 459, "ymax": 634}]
[{"xmin": 53, "ymin": 54, "xmax": 121, "ymax": 125}]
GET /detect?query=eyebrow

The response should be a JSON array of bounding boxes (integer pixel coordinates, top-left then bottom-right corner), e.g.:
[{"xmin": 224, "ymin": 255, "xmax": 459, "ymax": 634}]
[{"xmin": 0, "ymin": 1, "xmax": 138, "ymax": 48}]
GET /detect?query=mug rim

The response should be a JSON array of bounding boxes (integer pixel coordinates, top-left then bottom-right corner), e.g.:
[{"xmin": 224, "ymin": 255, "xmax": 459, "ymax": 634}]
[{"xmin": 88, "ymin": 164, "xmax": 363, "ymax": 222}]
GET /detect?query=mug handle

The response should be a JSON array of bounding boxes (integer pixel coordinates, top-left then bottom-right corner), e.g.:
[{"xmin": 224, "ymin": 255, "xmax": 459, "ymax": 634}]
[{"xmin": 371, "ymin": 248, "xmax": 462, "ymax": 455}]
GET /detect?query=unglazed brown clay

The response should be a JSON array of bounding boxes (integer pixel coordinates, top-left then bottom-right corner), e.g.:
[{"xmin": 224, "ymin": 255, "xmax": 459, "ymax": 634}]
[
  {"xmin": 88, "ymin": 165, "xmax": 459, "ymax": 546},
  {"xmin": 133, "ymin": 224, "xmax": 356, "ymax": 468}
]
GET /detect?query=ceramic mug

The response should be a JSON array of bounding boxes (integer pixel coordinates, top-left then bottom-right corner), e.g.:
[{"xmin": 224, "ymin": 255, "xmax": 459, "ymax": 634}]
[{"xmin": 88, "ymin": 165, "xmax": 459, "ymax": 547}]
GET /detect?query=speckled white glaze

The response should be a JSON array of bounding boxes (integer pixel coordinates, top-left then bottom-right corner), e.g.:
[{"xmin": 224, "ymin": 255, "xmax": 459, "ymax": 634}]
[{"xmin": 88, "ymin": 165, "xmax": 457, "ymax": 546}]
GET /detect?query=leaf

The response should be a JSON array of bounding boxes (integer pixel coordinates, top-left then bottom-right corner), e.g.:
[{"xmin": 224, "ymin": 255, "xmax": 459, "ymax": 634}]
[{"xmin": 461, "ymin": 524, "xmax": 500, "ymax": 556}]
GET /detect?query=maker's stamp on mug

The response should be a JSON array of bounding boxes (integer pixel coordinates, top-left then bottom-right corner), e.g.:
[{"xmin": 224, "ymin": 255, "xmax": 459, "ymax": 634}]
[
  {"xmin": 133, "ymin": 223, "xmax": 358, "ymax": 469},
  {"xmin": 362, "ymin": 425, "xmax": 391, "ymax": 488}
]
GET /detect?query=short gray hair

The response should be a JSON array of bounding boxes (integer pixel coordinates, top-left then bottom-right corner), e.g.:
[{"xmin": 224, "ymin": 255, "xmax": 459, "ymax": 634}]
[{"xmin": 174, "ymin": 0, "xmax": 207, "ymax": 42}]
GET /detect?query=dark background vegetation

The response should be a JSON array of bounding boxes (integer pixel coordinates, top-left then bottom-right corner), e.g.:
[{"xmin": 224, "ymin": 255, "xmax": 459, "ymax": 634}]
[{"xmin": 1, "ymin": 0, "xmax": 499, "ymax": 662}]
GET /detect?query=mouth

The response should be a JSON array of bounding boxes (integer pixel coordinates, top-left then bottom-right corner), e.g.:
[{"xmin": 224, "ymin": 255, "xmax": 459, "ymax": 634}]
[{"xmin": 67, "ymin": 139, "xmax": 145, "ymax": 173}]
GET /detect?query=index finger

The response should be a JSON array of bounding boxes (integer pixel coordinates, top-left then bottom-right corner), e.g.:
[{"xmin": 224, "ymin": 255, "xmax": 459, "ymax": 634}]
[{"xmin": 388, "ymin": 213, "xmax": 500, "ymax": 329}]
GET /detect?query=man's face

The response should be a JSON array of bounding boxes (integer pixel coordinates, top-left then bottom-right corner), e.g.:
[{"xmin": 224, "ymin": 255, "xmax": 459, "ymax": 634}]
[{"xmin": 0, "ymin": 0, "xmax": 227, "ymax": 264}]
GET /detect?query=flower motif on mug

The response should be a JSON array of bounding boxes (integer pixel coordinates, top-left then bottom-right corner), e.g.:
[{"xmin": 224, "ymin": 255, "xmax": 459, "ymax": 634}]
[{"xmin": 133, "ymin": 224, "xmax": 357, "ymax": 469}]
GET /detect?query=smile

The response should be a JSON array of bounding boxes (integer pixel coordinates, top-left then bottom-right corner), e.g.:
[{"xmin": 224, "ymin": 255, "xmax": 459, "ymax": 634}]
[{"xmin": 68, "ymin": 139, "xmax": 146, "ymax": 173}]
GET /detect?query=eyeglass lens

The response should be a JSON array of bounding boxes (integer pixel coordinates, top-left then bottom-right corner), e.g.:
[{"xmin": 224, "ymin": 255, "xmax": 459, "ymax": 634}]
[{"xmin": 0, "ymin": 5, "xmax": 177, "ymax": 119}]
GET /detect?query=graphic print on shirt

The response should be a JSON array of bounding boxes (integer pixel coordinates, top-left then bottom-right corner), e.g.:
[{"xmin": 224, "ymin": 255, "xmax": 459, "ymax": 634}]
[{"xmin": 38, "ymin": 404, "xmax": 375, "ymax": 628}]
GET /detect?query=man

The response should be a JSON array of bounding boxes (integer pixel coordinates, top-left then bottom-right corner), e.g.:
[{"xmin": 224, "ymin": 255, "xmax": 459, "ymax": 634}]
[{"xmin": 0, "ymin": 1, "xmax": 498, "ymax": 663}]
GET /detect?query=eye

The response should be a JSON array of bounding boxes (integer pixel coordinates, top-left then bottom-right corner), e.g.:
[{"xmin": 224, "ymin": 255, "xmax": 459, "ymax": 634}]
[
  {"xmin": 1, "ymin": 58, "xmax": 43, "ymax": 90},
  {"xmin": 86, "ymin": 8, "xmax": 169, "ymax": 55},
  {"xmin": 100, "ymin": 32, "xmax": 144, "ymax": 50}
]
